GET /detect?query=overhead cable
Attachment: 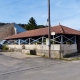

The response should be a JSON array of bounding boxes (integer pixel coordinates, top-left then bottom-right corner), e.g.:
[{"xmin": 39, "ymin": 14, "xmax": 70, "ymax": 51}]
[{"xmin": 0, "ymin": 0, "xmax": 24, "ymax": 8}]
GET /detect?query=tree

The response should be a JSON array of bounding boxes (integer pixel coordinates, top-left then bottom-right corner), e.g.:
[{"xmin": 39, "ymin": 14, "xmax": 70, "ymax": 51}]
[{"xmin": 27, "ymin": 17, "xmax": 37, "ymax": 30}]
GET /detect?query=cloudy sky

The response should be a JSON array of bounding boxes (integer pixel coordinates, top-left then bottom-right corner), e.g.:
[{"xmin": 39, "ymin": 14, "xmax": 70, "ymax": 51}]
[{"xmin": 0, "ymin": 0, "xmax": 80, "ymax": 29}]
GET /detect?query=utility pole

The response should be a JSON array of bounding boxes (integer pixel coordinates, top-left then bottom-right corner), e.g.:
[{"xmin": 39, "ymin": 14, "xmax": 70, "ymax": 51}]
[{"xmin": 48, "ymin": 0, "xmax": 51, "ymax": 58}]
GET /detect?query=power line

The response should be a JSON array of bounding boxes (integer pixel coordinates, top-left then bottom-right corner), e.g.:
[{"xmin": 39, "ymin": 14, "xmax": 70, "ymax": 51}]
[{"xmin": 0, "ymin": 0, "xmax": 24, "ymax": 8}]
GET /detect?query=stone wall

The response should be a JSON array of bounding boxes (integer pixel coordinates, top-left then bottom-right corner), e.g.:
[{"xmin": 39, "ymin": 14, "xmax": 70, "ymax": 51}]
[
  {"xmin": 7, "ymin": 44, "xmax": 77, "ymax": 58},
  {"xmin": 61, "ymin": 44, "xmax": 77, "ymax": 56},
  {"xmin": 0, "ymin": 26, "xmax": 14, "ymax": 40}
]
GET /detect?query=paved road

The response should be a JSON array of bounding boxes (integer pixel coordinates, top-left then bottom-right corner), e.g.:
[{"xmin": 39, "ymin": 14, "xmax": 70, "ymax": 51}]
[{"xmin": 0, "ymin": 53, "xmax": 80, "ymax": 80}]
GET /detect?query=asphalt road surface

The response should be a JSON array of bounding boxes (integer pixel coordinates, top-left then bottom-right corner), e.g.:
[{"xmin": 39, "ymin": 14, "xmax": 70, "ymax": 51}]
[{"xmin": 0, "ymin": 53, "xmax": 80, "ymax": 80}]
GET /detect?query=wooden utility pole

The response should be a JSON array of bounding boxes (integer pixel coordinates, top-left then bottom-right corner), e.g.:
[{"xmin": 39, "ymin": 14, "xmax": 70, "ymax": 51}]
[{"xmin": 48, "ymin": 0, "xmax": 51, "ymax": 58}]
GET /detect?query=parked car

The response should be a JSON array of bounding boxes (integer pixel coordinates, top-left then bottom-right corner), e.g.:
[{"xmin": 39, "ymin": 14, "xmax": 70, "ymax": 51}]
[{"xmin": 0, "ymin": 44, "xmax": 3, "ymax": 51}]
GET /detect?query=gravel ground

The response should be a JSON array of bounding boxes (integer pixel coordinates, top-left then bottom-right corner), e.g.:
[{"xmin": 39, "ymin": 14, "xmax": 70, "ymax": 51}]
[
  {"xmin": 0, "ymin": 53, "xmax": 80, "ymax": 80},
  {"xmin": 0, "ymin": 52, "xmax": 40, "ymax": 59}
]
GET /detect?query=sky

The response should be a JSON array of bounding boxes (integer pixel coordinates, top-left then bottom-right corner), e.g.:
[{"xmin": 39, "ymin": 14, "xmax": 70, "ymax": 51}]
[{"xmin": 0, "ymin": 0, "xmax": 80, "ymax": 29}]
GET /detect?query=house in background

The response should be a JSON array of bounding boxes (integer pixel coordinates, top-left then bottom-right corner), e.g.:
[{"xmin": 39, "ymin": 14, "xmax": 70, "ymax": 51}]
[
  {"xmin": 0, "ymin": 23, "xmax": 26, "ymax": 41},
  {"xmin": 13, "ymin": 23, "xmax": 26, "ymax": 34}
]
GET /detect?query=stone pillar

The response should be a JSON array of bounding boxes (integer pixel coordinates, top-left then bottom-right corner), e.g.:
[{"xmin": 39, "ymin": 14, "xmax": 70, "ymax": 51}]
[
  {"xmin": 75, "ymin": 36, "xmax": 76, "ymax": 44},
  {"xmin": 29, "ymin": 38, "xmax": 31, "ymax": 45},
  {"xmin": 18, "ymin": 39, "xmax": 21, "ymax": 45},
  {"xmin": 42, "ymin": 37, "xmax": 44, "ymax": 45}
]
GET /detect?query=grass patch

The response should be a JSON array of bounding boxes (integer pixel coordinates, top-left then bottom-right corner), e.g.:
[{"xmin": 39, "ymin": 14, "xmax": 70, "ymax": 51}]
[
  {"xmin": 71, "ymin": 57, "xmax": 80, "ymax": 60},
  {"xmin": 61, "ymin": 57, "xmax": 80, "ymax": 61},
  {"xmin": 26, "ymin": 53, "xmax": 30, "ymax": 55},
  {"xmin": 42, "ymin": 54, "xmax": 48, "ymax": 58}
]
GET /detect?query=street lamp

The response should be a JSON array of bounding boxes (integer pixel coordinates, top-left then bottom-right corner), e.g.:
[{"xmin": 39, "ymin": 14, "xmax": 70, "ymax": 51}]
[{"xmin": 48, "ymin": 0, "xmax": 51, "ymax": 58}]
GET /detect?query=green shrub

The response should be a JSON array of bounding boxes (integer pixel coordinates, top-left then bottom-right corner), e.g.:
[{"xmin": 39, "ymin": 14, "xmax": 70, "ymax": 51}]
[{"xmin": 2, "ymin": 45, "xmax": 9, "ymax": 51}]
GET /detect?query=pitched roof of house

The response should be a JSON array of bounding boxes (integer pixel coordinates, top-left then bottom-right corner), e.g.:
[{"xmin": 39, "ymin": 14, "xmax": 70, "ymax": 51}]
[{"xmin": 5, "ymin": 25, "xmax": 80, "ymax": 40}]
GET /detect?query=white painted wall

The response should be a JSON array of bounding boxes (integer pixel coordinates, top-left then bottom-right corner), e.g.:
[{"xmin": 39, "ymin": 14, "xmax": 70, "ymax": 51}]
[
  {"xmin": 7, "ymin": 45, "xmax": 22, "ymax": 50},
  {"xmin": 7, "ymin": 44, "xmax": 77, "ymax": 58},
  {"xmin": 7, "ymin": 44, "xmax": 77, "ymax": 52}
]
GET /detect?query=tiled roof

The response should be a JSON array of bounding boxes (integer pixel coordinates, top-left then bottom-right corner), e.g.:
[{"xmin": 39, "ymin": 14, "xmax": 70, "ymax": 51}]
[{"xmin": 5, "ymin": 25, "xmax": 80, "ymax": 40}]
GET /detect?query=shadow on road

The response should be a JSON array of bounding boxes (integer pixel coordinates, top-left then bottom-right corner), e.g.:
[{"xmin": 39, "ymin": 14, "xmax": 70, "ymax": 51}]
[{"xmin": 64, "ymin": 53, "xmax": 80, "ymax": 58}]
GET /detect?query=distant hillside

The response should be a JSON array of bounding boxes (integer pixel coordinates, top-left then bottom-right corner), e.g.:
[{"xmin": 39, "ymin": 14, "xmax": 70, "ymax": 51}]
[
  {"xmin": 0, "ymin": 22, "xmax": 6, "ymax": 26},
  {"xmin": 0, "ymin": 22, "xmax": 47, "ymax": 30}
]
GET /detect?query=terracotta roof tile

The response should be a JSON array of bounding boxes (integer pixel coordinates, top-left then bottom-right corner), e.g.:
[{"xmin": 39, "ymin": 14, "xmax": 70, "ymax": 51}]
[{"xmin": 5, "ymin": 25, "xmax": 80, "ymax": 40}]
